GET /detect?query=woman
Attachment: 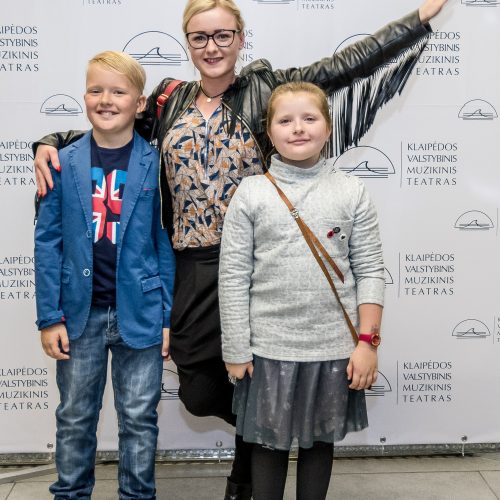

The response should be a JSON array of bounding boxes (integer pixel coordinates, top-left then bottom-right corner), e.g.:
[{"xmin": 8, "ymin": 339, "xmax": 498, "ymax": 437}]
[{"xmin": 34, "ymin": 1, "xmax": 448, "ymax": 498}]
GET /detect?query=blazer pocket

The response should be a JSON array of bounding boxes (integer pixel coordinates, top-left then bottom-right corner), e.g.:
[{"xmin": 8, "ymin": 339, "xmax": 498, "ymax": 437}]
[
  {"xmin": 141, "ymin": 275, "xmax": 161, "ymax": 293},
  {"xmin": 140, "ymin": 187, "xmax": 155, "ymax": 197}
]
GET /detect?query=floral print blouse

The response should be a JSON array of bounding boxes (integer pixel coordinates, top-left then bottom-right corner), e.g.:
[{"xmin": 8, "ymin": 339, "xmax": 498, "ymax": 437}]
[{"xmin": 162, "ymin": 103, "xmax": 263, "ymax": 250}]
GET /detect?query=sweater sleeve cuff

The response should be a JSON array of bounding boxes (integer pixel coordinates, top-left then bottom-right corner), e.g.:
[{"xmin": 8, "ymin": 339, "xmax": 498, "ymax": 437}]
[{"xmin": 357, "ymin": 278, "xmax": 385, "ymax": 307}]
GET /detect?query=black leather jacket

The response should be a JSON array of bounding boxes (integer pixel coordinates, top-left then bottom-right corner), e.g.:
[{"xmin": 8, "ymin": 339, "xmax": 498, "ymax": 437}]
[{"xmin": 36, "ymin": 10, "xmax": 430, "ymax": 228}]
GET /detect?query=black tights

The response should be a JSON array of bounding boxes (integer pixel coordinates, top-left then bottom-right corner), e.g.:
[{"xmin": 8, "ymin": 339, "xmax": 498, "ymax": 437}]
[{"xmin": 251, "ymin": 441, "xmax": 334, "ymax": 500}]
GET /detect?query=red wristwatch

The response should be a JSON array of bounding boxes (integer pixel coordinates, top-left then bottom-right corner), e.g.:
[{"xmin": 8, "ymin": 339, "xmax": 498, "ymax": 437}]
[{"xmin": 358, "ymin": 333, "xmax": 381, "ymax": 348}]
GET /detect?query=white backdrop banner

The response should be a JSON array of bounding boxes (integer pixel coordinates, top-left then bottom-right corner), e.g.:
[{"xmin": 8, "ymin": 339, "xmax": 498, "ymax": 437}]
[{"xmin": 1, "ymin": 0, "xmax": 499, "ymax": 455}]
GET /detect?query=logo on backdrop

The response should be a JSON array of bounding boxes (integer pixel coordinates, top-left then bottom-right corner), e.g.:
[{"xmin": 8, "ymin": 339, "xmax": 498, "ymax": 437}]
[
  {"xmin": 123, "ymin": 32, "xmax": 188, "ymax": 66},
  {"xmin": 40, "ymin": 95, "xmax": 83, "ymax": 116},
  {"xmin": 334, "ymin": 34, "xmax": 399, "ymax": 65},
  {"xmin": 461, "ymin": 0, "xmax": 500, "ymax": 6},
  {"xmin": 161, "ymin": 367, "xmax": 180, "ymax": 401},
  {"xmin": 0, "ymin": 25, "xmax": 39, "ymax": 73},
  {"xmin": 239, "ymin": 28, "xmax": 255, "ymax": 64},
  {"xmin": 334, "ymin": 34, "xmax": 370, "ymax": 54},
  {"xmin": 250, "ymin": 0, "xmax": 336, "ymax": 10},
  {"xmin": 416, "ymin": 31, "xmax": 461, "ymax": 77},
  {"xmin": 452, "ymin": 319, "xmax": 490, "ymax": 340},
  {"xmin": 82, "ymin": 0, "xmax": 123, "ymax": 5},
  {"xmin": 333, "ymin": 146, "xmax": 395, "ymax": 179},
  {"xmin": 365, "ymin": 371, "xmax": 392, "ymax": 397},
  {"xmin": 454, "ymin": 210, "xmax": 495, "ymax": 230},
  {"xmin": 0, "ymin": 255, "xmax": 35, "ymax": 301},
  {"xmin": 251, "ymin": 0, "xmax": 294, "ymax": 3},
  {"xmin": 458, "ymin": 99, "xmax": 498, "ymax": 120},
  {"xmin": 398, "ymin": 361, "xmax": 453, "ymax": 404},
  {"xmin": 400, "ymin": 252, "xmax": 455, "ymax": 297},
  {"xmin": 0, "ymin": 140, "xmax": 35, "ymax": 188},
  {"xmin": 0, "ymin": 367, "xmax": 50, "ymax": 412},
  {"xmin": 384, "ymin": 267, "xmax": 394, "ymax": 286},
  {"xmin": 402, "ymin": 141, "xmax": 458, "ymax": 188}
]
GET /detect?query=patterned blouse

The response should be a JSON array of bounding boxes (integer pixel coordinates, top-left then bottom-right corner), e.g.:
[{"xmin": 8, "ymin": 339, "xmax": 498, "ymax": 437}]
[{"xmin": 162, "ymin": 103, "xmax": 263, "ymax": 250}]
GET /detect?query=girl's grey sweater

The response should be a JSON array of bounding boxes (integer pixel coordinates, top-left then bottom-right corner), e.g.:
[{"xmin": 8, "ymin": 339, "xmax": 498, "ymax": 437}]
[{"xmin": 219, "ymin": 156, "xmax": 384, "ymax": 364}]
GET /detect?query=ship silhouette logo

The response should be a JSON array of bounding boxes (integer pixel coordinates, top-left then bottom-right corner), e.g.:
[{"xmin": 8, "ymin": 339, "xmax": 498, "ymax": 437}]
[
  {"xmin": 452, "ymin": 319, "xmax": 490, "ymax": 339},
  {"xmin": 366, "ymin": 371, "xmax": 392, "ymax": 397},
  {"xmin": 334, "ymin": 34, "xmax": 370, "ymax": 54},
  {"xmin": 454, "ymin": 210, "xmax": 494, "ymax": 230},
  {"xmin": 335, "ymin": 34, "xmax": 396, "ymax": 64},
  {"xmin": 123, "ymin": 31, "xmax": 188, "ymax": 66},
  {"xmin": 385, "ymin": 267, "xmax": 394, "ymax": 286},
  {"xmin": 461, "ymin": 0, "xmax": 500, "ymax": 6},
  {"xmin": 40, "ymin": 94, "xmax": 83, "ymax": 116},
  {"xmin": 160, "ymin": 367, "xmax": 180, "ymax": 400},
  {"xmin": 458, "ymin": 99, "xmax": 498, "ymax": 120},
  {"xmin": 333, "ymin": 146, "xmax": 395, "ymax": 179}
]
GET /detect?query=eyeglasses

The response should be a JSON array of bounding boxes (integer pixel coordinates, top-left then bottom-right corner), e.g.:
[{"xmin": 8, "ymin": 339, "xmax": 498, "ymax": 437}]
[{"xmin": 186, "ymin": 29, "xmax": 241, "ymax": 49}]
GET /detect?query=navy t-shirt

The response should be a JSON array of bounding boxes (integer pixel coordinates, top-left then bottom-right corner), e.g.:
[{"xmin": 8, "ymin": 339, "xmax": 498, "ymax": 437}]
[{"xmin": 91, "ymin": 135, "xmax": 133, "ymax": 307}]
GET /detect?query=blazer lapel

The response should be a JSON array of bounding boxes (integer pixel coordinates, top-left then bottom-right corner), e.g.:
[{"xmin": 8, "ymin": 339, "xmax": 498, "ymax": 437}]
[
  {"xmin": 118, "ymin": 133, "xmax": 152, "ymax": 248},
  {"xmin": 69, "ymin": 132, "xmax": 93, "ymax": 232}
]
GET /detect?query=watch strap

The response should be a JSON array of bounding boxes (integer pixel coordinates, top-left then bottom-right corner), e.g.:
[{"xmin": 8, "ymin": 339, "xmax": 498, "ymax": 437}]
[{"xmin": 358, "ymin": 333, "xmax": 381, "ymax": 347}]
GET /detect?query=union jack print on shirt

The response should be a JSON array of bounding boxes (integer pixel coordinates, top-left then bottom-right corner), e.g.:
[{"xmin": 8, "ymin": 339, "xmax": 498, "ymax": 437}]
[{"xmin": 91, "ymin": 167, "xmax": 127, "ymax": 244}]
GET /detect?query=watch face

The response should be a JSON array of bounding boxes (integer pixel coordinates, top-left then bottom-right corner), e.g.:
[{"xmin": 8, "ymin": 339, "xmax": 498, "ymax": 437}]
[{"xmin": 371, "ymin": 334, "xmax": 381, "ymax": 347}]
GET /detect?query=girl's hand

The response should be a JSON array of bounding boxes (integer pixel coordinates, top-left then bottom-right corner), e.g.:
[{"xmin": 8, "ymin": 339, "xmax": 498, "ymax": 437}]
[
  {"xmin": 419, "ymin": 0, "xmax": 448, "ymax": 24},
  {"xmin": 35, "ymin": 145, "xmax": 60, "ymax": 196},
  {"xmin": 346, "ymin": 343, "xmax": 378, "ymax": 390},
  {"xmin": 225, "ymin": 362, "xmax": 254, "ymax": 380}
]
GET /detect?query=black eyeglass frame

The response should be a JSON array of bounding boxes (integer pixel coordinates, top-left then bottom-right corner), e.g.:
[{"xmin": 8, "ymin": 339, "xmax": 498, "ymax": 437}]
[{"xmin": 185, "ymin": 29, "xmax": 241, "ymax": 49}]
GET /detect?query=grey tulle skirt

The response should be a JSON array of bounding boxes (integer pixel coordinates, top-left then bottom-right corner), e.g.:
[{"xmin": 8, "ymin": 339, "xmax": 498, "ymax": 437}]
[{"xmin": 233, "ymin": 355, "xmax": 368, "ymax": 451}]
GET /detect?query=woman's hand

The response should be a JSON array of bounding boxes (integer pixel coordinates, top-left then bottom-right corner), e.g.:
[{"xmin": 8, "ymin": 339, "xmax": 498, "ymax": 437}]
[
  {"xmin": 346, "ymin": 342, "xmax": 378, "ymax": 390},
  {"xmin": 35, "ymin": 145, "xmax": 60, "ymax": 196},
  {"xmin": 419, "ymin": 0, "xmax": 448, "ymax": 24},
  {"xmin": 162, "ymin": 328, "xmax": 171, "ymax": 361},
  {"xmin": 225, "ymin": 361, "xmax": 254, "ymax": 380}
]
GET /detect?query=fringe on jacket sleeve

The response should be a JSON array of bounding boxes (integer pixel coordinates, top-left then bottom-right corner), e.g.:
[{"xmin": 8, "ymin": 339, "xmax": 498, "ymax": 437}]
[{"xmin": 324, "ymin": 36, "xmax": 429, "ymax": 158}]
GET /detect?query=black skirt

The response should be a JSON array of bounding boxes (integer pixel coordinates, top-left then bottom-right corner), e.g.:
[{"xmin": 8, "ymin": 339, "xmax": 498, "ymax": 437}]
[{"xmin": 169, "ymin": 244, "xmax": 222, "ymax": 367}]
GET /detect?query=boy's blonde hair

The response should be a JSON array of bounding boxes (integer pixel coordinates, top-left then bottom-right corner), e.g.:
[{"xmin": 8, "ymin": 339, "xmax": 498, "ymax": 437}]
[
  {"xmin": 88, "ymin": 51, "xmax": 146, "ymax": 94},
  {"xmin": 266, "ymin": 82, "xmax": 332, "ymax": 132},
  {"xmin": 182, "ymin": 0, "xmax": 245, "ymax": 33}
]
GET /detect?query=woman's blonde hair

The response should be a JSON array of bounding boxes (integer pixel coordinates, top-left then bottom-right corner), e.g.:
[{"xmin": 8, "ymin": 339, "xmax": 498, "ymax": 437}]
[
  {"xmin": 182, "ymin": 0, "xmax": 245, "ymax": 33},
  {"xmin": 88, "ymin": 51, "xmax": 146, "ymax": 94},
  {"xmin": 266, "ymin": 82, "xmax": 332, "ymax": 132}
]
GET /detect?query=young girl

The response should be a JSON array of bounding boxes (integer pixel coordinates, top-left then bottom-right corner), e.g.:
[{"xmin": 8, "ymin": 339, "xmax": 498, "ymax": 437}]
[{"xmin": 219, "ymin": 82, "xmax": 384, "ymax": 500}]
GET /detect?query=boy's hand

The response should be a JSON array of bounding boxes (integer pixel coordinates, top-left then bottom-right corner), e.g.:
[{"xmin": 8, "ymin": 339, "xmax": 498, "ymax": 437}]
[
  {"xmin": 41, "ymin": 324, "xmax": 70, "ymax": 360},
  {"xmin": 346, "ymin": 342, "xmax": 378, "ymax": 390},
  {"xmin": 34, "ymin": 145, "xmax": 60, "ymax": 196},
  {"xmin": 225, "ymin": 362, "xmax": 253, "ymax": 381},
  {"xmin": 419, "ymin": 0, "xmax": 448, "ymax": 23},
  {"xmin": 162, "ymin": 328, "xmax": 171, "ymax": 361}
]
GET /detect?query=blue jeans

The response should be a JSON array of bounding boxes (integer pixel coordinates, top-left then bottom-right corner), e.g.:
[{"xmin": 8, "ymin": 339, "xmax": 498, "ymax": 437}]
[{"xmin": 50, "ymin": 306, "xmax": 163, "ymax": 500}]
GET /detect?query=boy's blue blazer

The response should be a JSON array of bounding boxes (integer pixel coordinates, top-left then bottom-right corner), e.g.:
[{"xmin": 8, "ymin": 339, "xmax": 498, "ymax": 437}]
[{"xmin": 35, "ymin": 131, "xmax": 175, "ymax": 349}]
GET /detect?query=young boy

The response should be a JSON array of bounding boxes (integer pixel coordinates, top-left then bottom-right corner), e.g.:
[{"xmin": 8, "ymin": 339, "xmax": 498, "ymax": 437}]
[{"xmin": 34, "ymin": 51, "xmax": 175, "ymax": 499}]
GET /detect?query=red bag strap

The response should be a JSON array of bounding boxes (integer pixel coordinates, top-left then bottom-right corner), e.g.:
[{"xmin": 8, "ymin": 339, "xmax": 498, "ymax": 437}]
[{"xmin": 156, "ymin": 79, "xmax": 184, "ymax": 119}]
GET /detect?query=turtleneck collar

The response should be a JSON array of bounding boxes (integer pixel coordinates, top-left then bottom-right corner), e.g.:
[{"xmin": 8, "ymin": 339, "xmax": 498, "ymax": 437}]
[{"xmin": 268, "ymin": 154, "xmax": 329, "ymax": 183}]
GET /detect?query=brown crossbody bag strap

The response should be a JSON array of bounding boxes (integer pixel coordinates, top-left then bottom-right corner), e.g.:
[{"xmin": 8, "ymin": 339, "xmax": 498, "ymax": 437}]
[{"xmin": 264, "ymin": 171, "xmax": 358, "ymax": 345}]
